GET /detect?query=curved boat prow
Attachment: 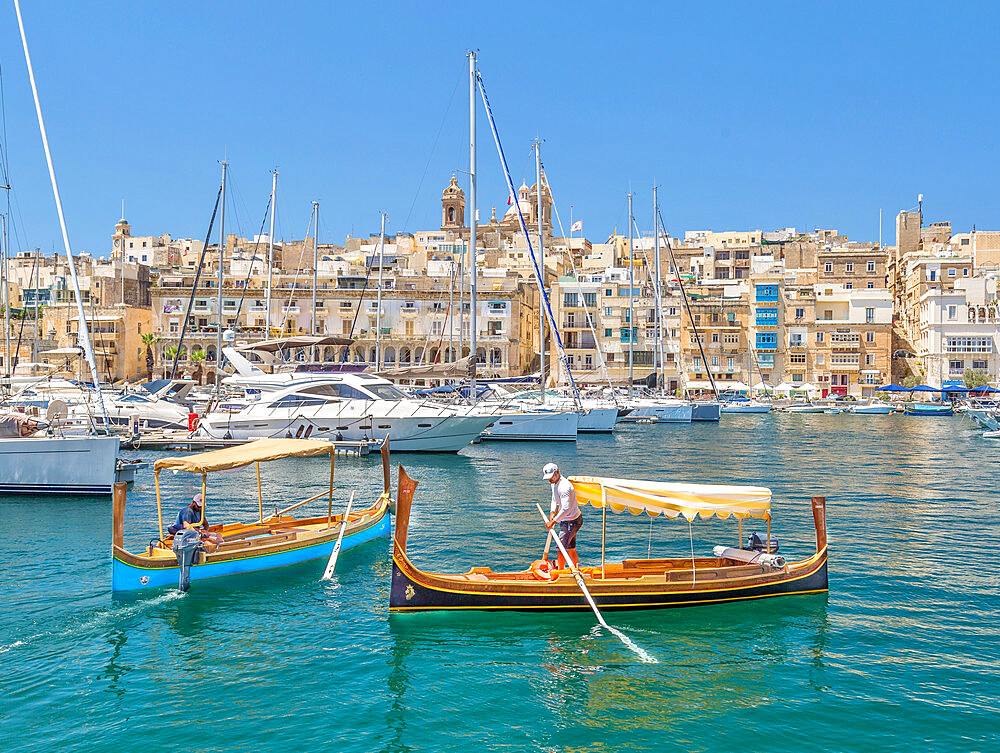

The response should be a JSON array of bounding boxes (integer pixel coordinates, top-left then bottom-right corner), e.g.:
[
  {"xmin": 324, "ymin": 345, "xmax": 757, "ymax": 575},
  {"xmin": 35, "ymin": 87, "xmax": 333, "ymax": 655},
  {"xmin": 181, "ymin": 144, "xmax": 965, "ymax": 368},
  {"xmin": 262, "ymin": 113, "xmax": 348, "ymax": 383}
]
[{"xmin": 394, "ymin": 465, "xmax": 417, "ymax": 555}]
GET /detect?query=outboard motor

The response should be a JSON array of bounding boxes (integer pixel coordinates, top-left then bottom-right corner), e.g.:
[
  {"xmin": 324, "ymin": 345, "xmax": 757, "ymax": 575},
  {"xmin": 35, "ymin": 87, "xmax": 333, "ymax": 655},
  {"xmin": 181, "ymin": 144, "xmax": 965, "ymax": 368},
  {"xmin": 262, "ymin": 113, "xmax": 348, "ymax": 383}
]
[
  {"xmin": 746, "ymin": 531, "xmax": 779, "ymax": 553},
  {"xmin": 171, "ymin": 529, "xmax": 204, "ymax": 592}
]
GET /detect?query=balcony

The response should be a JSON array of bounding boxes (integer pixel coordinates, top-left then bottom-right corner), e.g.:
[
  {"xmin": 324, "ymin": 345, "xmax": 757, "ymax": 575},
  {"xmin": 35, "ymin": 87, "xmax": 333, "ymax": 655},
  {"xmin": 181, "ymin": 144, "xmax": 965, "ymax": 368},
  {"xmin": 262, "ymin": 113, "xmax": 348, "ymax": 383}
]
[
  {"xmin": 248, "ymin": 306, "xmax": 267, "ymax": 313},
  {"xmin": 830, "ymin": 355, "xmax": 860, "ymax": 370},
  {"xmin": 831, "ymin": 332, "xmax": 860, "ymax": 349},
  {"xmin": 400, "ymin": 306, "xmax": 419, "ymax": 316},
  {"xmin": 282, "ymin": 306, "xmax": 300, "ymax": 315}
]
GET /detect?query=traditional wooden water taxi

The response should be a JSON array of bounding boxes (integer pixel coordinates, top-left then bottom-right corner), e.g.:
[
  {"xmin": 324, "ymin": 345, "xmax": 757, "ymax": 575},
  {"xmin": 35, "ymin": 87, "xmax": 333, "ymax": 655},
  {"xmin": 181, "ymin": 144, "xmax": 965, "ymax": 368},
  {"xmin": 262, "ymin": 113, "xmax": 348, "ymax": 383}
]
[
  {"xmin": 389, "ymin": 468, "xmax": 828, "ymax": 612},
  {"xmin": 112, "ymin": 438, "xmax": 392, "ymax": 592}
]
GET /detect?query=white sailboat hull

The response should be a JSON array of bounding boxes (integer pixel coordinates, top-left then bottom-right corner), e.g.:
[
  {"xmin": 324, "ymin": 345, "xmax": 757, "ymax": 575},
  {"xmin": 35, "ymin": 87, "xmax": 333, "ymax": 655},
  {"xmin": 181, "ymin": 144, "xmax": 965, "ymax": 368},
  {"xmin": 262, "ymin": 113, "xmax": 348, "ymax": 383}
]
[
  {"xmin": 721, "ymin": 403, "xmax": 772, "ymax": 414},
  {"xmin": 619, "ymin": 402, "xmax": 693, "ymax": 423},
  {"xmin": 0, "ymin": 436, "xmax": 121, "ymax": 495},
  {"xmin": 478, "ymin": 410, "xmax": 579, "ymax": 441},
  {"xmin": 577, "ymin": 407, "xmax": 618, "ymax": 432}
]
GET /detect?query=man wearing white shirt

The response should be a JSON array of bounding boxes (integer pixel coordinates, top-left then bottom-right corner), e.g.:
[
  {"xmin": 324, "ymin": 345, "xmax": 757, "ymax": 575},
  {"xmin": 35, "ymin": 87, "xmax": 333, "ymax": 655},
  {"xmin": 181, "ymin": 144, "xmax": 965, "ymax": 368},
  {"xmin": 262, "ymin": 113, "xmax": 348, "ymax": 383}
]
[{"xmin": 543, "ymin": 462, "xmax": 582, "ymax": 569}]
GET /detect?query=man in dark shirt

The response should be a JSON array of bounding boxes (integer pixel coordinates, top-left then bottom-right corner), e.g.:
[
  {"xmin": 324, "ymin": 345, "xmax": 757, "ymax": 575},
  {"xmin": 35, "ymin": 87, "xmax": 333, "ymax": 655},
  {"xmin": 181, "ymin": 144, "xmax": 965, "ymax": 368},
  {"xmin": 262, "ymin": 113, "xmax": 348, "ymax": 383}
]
[
  {"xmin": 168, "ymin": 493, "xmax": 205, "ymax": 535},
  {"xmin": 166, "ymin": 494, "xmax": 224, "ymax": 550}
]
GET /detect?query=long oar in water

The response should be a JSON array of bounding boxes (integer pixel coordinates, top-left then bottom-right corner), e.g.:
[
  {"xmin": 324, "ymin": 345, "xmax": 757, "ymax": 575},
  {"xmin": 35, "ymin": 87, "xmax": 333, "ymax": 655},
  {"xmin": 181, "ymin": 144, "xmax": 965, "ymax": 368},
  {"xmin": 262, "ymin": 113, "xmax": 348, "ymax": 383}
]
[
  {"xmin": 534, "ymin": 503, "xmax": 657, "ymax": 663},
  {"xmin": 322, "ymin": 490, "xmax": 355, "ymax": 581},
  {"xmin": 540, "ymin": 497, "xmax": 558, "ymax": 564}
]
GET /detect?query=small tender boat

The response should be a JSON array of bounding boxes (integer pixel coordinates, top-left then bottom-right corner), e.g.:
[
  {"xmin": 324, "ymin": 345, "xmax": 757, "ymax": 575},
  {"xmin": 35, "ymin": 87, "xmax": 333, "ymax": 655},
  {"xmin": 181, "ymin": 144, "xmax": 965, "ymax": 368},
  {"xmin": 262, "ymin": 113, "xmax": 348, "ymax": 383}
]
[
  {"xmin": 904, "ymin": 403, "xmax": 954, "ymax": 416},
  {"xmin": 824, "ymin": 408, "xmax": 843, "ymax": 415},
  {"xmin": 389, "ymin": 468, "xmax": 828, "ymax": 613},
  {"xmin": 111, "ymin": 438, "xmax": 392, "ymax": 592}
]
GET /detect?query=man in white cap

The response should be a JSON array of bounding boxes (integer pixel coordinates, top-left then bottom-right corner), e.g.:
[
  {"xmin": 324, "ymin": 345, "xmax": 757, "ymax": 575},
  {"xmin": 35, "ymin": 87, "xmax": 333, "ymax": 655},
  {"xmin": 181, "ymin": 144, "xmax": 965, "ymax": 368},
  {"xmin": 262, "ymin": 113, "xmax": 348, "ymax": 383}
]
[{"xmin": 543, "ymin": 462, "xmax": 582, "ymax": 570}]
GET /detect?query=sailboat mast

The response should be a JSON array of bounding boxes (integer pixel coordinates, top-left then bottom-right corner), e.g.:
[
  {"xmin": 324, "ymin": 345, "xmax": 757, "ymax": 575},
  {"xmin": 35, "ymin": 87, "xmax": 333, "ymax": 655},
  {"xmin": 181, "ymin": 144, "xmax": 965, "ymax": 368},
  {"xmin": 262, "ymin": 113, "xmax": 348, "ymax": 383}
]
[
  {"xmin": 312, "ymin": 201, "xmax": 319, "ymax": 335},
  {"xmin": 1, "ymin": 213, "xmax": 8, "ymax": 379},
  {"xmin": 468, "ymin": 50, "xmax": 478, "ymax": 402},
  {"xmin": 535, "ymin": 140, "xmax": 545, "ymax": 402},
  {"xmin": 266, "ymin": 169, "xmax": 277, "ymax": 338},
  {"xmin": 120, "ymin": 201, "xmax": 125, "ymax": 306},
  {"xmin": 32, "ymin": 247, "xmax": 38, "ymax": 362},
  {"xmin": 375, "ymin": 211, "xmax": 386, "ymax": 369},
  {"xmin": 448, "ymin": 258, "xmax": 454, "ymax": 362},
  {"xmin": 15, "ymin": 0, "xmax": 109, "ymax": 428},
  {"xmin": 628, "ymin": 191, "xmax": 634, "ymax": 399},
  {"xmin": 653, "ymin": 186, "xmax": 664, "ymax": 396},
  {"xmin": 215, "ymin": 160, "xmax": 227, "ymax": 394},
  {"xmin": 458, "ymin": 245, "xmax": 464, "ymax": 358}
]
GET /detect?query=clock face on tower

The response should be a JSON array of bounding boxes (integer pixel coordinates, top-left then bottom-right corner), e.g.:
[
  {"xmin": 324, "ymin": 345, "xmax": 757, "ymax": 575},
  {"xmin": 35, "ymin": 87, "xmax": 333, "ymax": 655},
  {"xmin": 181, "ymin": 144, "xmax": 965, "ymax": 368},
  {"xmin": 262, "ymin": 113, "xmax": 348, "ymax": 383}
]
[{"xmin": 114, "ymin": 239, "xmax": 120, "ymax": 248}]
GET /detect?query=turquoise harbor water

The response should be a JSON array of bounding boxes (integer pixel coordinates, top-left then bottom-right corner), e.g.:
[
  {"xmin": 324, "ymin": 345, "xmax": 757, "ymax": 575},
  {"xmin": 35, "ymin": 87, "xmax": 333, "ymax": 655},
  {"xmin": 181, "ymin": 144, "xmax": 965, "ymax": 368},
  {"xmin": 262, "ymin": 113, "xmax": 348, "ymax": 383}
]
[{"xmin": 1, "ymin": 414, "xmax": 998, "ymax": 752}]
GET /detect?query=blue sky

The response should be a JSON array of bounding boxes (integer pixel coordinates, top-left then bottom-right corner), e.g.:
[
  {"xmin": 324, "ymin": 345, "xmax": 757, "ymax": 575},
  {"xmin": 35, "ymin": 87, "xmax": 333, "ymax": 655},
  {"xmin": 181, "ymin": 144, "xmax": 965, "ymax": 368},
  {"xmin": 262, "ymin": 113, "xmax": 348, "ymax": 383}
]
[{"xmin": 1, "ymin": 1, "xmax": 998, "ymax": 257}]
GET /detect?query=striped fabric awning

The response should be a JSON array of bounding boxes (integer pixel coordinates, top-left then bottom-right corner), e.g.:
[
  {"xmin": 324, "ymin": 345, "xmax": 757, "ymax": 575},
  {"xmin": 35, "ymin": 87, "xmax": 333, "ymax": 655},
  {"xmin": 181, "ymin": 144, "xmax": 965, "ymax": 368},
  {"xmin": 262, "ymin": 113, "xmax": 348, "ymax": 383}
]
[{"xmin": 569, "ymin": 476, "xmax": 772, "ymax": 521}]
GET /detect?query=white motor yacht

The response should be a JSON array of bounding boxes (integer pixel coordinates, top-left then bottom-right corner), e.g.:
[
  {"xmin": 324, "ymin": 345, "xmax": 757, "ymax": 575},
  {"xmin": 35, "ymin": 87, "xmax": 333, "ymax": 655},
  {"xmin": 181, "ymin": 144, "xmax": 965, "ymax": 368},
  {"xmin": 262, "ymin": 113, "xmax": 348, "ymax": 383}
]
[{"xmin": 195, "ymin": 375, "xmax": 496, "ymax": 452}]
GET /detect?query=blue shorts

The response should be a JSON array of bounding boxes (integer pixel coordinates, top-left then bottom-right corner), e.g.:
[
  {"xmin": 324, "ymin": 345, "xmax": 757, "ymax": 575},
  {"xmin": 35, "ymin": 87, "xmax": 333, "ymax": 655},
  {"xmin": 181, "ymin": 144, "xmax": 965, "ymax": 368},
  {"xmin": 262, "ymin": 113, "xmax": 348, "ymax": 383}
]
[{"xmin": 558, "ymin": 515, "xmax": 582, "ymax": 549}]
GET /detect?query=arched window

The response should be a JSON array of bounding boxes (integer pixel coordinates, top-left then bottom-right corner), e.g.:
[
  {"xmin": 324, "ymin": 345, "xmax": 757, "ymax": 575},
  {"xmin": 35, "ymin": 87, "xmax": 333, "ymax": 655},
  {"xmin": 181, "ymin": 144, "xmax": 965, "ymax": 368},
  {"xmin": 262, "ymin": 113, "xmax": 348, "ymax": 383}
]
[
  {"xmin": 413, "ymin": 347, "xmax": 424, "ymax": 365},
  {"xmin": 448, "ymin": 207, "xmax": 455, "ymax": 222},
  {"xmin": 383, "ymin": 347, "xmax": 396, "ymax": 367}
]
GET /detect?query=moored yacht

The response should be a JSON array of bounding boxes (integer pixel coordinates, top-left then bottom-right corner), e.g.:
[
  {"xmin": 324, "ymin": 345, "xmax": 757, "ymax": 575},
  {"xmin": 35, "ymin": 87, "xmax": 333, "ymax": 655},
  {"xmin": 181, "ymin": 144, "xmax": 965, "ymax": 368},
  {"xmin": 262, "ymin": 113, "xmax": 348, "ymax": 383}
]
[
  {"xmin": 195, "ymin": 375, "xmax": 496, "ymax": 452},
  {"xmin": 618, "ymin": 397, "xmax": 693, "ymax": 423}
]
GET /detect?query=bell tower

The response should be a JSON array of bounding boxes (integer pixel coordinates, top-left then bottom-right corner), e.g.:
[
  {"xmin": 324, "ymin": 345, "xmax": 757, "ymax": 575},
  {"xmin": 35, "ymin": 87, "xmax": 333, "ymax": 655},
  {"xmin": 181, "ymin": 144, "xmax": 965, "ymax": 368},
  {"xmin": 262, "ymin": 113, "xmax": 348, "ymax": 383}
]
[
  {"xmin": 113, "ymin": 216, "xmax": 131, "ymax": 259},
  {"xmin": 441, "ymin": 174, "xmax": 466, "ymax": 231}
]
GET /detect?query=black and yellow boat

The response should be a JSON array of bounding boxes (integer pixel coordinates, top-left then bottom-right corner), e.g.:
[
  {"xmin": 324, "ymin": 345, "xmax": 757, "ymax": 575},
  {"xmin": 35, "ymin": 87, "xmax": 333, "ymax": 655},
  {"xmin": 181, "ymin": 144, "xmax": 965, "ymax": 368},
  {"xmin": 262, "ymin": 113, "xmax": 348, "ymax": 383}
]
[{"xmin": 389, "ymin": 467, "xmax": 828, "ymax": 613}]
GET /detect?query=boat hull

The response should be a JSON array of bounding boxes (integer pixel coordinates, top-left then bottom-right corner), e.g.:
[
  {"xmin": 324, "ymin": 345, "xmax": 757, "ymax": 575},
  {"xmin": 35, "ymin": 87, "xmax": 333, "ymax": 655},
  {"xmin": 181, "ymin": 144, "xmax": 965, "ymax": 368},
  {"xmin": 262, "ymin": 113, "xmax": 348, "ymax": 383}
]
[
  {"xmin": 478, "ymin": 410, "xmax": 579, "ymax": 441},
  {"xmin": 199, "ymin": 413, "xmax": 494, "ymax": 452},
  {"xmin": 577, "ymin": 407, "xmax": 618, "ymax": 433},
  {"xmin": 721, "ymin": 404, "xmax": 772, "ymax": 414},
  {"xmin": 390, "ymin": 548, "xmax": 828, "ymax": 612},
  {"xmin": 619, "ymin": 403, "xmax": 693, "ymax": 423},
  {"xmin": 690, "ymin": 402, "xmax": 721, "ymax": 421},
  {"xmin": 850, "ymin": 405, "xmax": 894, "ymax": 415},
  {"xmin": 0, "ymin": 436, "xmax": 120, "ymax": 495},
  {"xmin": 112, "ymin": 505, "xmax": 390, "ymax": 592},
  {"xmin": 904, "ymin": 404, "xmax": 954, "ymax": 416}
]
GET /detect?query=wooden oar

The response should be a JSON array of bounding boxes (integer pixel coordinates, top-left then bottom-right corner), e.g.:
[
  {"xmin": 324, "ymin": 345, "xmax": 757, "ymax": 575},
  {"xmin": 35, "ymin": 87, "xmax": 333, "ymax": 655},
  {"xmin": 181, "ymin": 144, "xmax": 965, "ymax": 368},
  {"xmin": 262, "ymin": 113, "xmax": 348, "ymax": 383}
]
[
  {"xmin": 321, "ymin": 490, "xmax": 355, "ymax": 581},
  {"xmin": 540, "ymin": 497, "xmax": 558, "ymax": 563},
  {"xmin": 535, "ymin": 503, "xmax": 656, "ymax": 663}
]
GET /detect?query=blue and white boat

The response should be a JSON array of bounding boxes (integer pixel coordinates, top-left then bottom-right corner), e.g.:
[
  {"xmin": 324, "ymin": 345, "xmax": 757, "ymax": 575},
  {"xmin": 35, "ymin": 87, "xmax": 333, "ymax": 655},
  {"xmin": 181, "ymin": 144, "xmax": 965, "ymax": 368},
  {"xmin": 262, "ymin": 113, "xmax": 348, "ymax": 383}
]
[{"xmin": 111, "ymin": 438, "xmax": 391, "ymax": 592}]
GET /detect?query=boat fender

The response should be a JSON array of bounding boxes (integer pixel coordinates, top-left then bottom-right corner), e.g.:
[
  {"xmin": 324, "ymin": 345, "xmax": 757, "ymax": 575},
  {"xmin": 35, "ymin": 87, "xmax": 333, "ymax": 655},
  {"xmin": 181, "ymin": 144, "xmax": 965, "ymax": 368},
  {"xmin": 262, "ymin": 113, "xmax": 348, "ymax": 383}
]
[{"xmin": 531, "ymin": 559, "xmax": 554, "ymax": 581}]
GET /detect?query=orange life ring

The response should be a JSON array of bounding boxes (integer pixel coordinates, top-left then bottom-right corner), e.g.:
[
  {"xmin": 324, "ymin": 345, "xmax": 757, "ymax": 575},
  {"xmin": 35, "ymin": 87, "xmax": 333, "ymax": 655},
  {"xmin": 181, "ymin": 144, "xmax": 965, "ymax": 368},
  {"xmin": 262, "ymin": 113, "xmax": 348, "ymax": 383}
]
[{"xmin": 531, "ymin": 559, "xmax": 554, "ymax": 581}]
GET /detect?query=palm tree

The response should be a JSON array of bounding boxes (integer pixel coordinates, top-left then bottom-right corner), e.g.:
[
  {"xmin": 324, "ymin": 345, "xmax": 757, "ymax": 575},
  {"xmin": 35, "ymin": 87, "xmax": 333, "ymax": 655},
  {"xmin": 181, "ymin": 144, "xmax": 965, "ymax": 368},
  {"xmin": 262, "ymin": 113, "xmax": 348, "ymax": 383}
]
[
  {"xmin": 140, "ymin": 333, "xmax": 159, "ymax": 382},
  {"xmin": 163, "ymin": 346, "xmax": 179, "ymax": 379},
  {"xmin": 189, "ymin": 349, "xmax": 207, "ymax": 385}
]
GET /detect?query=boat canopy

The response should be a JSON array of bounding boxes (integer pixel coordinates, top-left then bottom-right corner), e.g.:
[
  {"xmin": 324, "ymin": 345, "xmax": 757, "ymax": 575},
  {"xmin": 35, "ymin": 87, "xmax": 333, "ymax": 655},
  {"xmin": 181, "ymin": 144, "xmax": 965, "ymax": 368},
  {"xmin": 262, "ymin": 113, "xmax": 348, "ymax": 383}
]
[
  {"xmin": 154, "ymin": 438, "xmax": 334, "ymax": 474},
  {"xmin": 569, "ymin": 475, "xmax": 772, "ymax": 521}
]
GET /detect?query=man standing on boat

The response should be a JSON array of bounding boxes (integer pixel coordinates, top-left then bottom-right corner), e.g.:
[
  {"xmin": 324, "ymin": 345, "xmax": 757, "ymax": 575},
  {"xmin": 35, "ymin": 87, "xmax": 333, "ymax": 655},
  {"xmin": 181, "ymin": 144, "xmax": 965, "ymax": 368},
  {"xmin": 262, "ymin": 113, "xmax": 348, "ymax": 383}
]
[{"xmin": 543, "ymin": 462, "xmax": 582, "ymax": 570}]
